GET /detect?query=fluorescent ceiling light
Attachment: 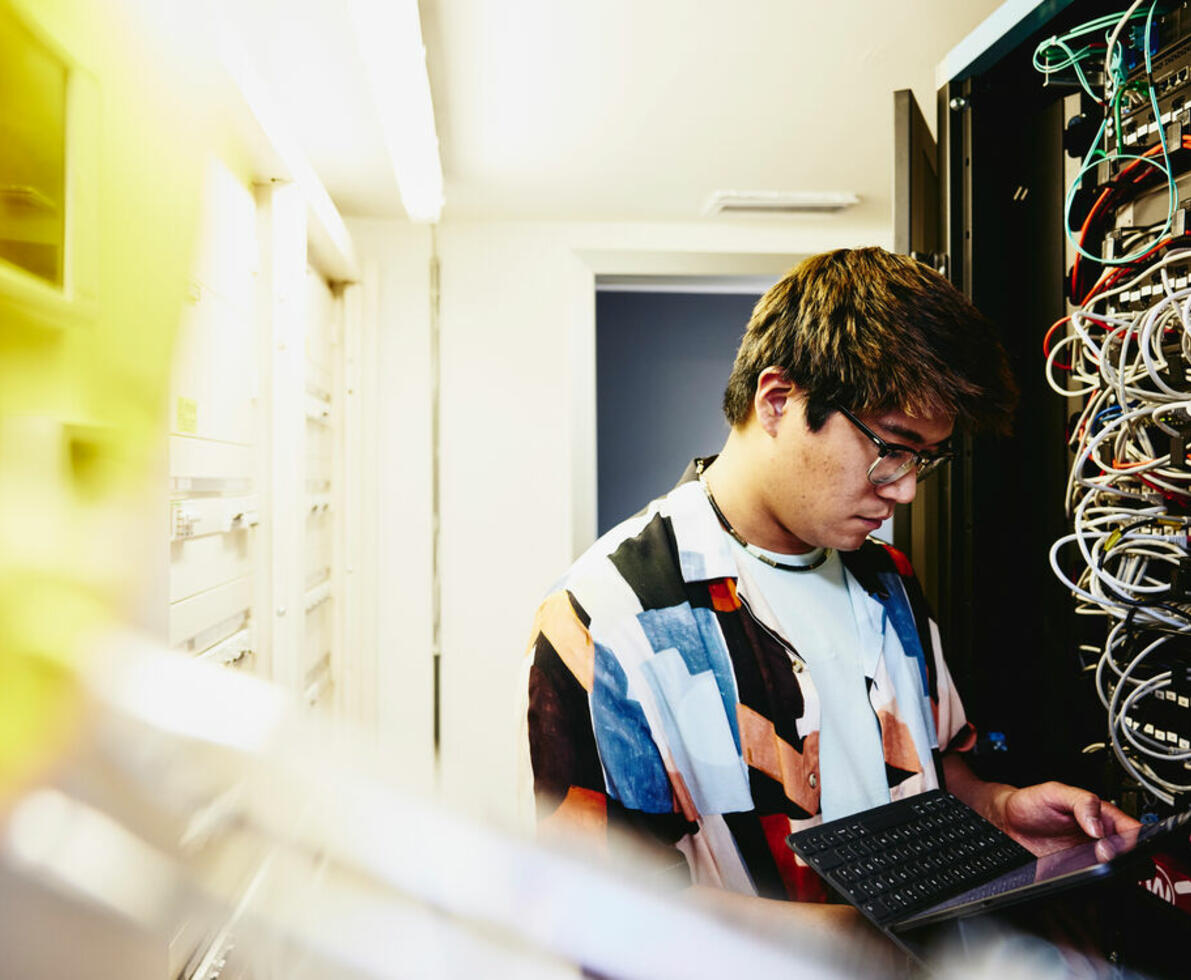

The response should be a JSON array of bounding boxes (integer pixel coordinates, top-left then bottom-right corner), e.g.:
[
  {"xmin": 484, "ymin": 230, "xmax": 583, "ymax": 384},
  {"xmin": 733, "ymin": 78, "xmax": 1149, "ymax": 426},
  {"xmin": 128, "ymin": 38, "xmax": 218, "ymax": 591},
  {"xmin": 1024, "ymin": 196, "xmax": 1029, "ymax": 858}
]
[
  {"xmin": 704, "ymin": 190, "xmax": 861, "ymax": 215},
  {"xmin": 348, "ymin": 0, "xmax": 444, "ymax": 223}
]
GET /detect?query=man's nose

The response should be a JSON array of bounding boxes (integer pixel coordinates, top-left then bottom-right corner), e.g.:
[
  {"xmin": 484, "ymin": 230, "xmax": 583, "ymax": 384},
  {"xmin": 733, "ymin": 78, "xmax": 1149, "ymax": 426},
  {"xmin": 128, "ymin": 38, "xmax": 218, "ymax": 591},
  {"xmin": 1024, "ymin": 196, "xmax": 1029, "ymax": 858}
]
[{"xmin": 877, "ymin": 468, "xmax": 918, "ymax": 505}]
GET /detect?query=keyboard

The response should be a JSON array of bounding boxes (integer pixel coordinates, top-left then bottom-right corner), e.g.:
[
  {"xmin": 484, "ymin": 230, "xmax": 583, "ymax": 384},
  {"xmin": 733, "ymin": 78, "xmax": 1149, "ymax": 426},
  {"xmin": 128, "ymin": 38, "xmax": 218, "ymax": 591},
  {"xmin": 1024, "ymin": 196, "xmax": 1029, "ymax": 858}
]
[{"xmin": 787, "ymin": 790, "xmax": 1034, "ymax": 927}]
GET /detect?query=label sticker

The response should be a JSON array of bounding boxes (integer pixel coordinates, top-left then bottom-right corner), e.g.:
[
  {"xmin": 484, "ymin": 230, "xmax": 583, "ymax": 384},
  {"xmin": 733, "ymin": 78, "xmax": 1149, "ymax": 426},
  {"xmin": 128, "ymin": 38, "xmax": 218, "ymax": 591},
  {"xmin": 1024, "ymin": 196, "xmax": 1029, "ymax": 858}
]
[{"xmin": 176, "ymin": 396, "xmax": 197, "ymax": 434}]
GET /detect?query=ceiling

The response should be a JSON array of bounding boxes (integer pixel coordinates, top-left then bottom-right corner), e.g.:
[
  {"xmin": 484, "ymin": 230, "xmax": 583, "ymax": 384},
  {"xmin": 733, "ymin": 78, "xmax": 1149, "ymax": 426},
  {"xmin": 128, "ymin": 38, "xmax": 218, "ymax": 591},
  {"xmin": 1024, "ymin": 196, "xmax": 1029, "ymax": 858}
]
[{"xmin": 235, "ymin": 0, "xmax": 1007, "ymax": 227}]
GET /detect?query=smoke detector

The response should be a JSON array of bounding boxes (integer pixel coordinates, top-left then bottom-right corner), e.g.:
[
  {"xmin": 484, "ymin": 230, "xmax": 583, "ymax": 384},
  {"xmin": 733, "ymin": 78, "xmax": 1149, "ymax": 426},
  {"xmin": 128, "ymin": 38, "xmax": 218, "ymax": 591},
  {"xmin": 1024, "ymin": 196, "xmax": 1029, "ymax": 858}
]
[{"xmin": 703, "ymin": 190, "xmax": 861, "ymax": 216}]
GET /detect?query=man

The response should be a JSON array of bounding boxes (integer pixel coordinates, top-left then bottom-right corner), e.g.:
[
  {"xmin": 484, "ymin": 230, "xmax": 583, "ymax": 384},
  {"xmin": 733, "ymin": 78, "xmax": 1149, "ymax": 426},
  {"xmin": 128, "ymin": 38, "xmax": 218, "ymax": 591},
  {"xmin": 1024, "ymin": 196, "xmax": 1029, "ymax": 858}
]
[{"xmin": 524, "ymin": 248, "xmax": 1135, "ymax": 915}]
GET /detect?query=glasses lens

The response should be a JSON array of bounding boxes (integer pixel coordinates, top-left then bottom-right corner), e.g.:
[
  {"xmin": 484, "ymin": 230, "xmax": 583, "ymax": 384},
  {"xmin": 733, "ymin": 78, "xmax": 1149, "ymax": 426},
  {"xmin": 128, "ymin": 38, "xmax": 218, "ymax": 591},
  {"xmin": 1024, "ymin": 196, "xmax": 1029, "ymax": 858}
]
[
  {"xmin": 869, "ymin": 451, "xmax": 915, "ymax": 486},
  {"xmin": 868, "ymin": 451, "xmax": 951, "ymax": 486}
]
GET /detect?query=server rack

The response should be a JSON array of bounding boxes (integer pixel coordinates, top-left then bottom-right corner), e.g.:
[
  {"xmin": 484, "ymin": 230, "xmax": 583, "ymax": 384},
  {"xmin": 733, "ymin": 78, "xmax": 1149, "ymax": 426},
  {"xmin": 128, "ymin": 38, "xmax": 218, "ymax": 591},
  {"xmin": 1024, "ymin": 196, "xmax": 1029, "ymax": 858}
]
[{"xmin": 897, "ymin": 0, "xmax": 1191, "ymax": 810}]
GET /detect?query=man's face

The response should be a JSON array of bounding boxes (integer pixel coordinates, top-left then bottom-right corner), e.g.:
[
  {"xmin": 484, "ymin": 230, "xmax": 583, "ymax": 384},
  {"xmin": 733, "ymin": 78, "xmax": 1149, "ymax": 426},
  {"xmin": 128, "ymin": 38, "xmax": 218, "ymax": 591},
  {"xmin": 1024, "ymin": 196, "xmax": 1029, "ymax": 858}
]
[{"xmin": 760, "ymin": 391, "xmax": 953, "ymax": 554}]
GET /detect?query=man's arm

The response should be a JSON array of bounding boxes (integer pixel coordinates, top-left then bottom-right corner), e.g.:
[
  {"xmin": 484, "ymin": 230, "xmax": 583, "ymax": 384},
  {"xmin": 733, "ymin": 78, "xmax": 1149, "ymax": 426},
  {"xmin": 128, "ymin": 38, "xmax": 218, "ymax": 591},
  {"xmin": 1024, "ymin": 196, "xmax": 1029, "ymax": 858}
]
[{"xmin": 943, "ymin": 752, "xmax": 1139, "ymax": 856}]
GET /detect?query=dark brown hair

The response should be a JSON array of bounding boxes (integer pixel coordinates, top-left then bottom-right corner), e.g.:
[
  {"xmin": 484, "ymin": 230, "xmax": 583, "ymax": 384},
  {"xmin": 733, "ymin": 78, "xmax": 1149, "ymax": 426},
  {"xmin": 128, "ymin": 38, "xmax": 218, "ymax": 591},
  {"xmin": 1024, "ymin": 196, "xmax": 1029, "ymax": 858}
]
[{"xmin": 721, "ymin": 247, "xmax": 1017, "ymax": 434}]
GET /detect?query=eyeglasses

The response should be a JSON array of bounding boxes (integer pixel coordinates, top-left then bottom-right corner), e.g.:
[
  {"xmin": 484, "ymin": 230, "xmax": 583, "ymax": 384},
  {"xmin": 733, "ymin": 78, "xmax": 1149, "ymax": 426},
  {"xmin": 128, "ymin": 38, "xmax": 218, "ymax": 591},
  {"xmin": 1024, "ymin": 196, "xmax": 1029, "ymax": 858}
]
[{"xmin": 835, "ymin": 405, "xmax": 954, "ymax": 486}]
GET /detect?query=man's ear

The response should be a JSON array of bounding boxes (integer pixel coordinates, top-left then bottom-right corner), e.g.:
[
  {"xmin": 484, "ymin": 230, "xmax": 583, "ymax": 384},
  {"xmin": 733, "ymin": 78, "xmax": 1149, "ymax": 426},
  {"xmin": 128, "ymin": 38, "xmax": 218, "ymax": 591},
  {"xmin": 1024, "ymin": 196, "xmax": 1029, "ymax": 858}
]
[{"xmin": 754, "ymin": 367, "xmax": 799, "ymax": 436}]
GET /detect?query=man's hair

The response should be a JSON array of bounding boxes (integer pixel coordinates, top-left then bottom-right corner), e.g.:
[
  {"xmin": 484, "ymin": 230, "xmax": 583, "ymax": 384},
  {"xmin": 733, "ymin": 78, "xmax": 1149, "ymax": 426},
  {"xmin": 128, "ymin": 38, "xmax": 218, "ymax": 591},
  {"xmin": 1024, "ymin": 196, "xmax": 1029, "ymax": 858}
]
[{"xmin": 721, "ymin": 247, "xmax": 1017, "ymax": 434}]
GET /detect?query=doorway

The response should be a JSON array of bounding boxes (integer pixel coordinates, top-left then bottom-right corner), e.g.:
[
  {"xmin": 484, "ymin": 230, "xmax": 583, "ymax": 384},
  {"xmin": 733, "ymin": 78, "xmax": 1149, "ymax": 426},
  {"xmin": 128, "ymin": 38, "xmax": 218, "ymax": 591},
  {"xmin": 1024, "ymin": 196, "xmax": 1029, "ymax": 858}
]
[{"xmin": 595, "ymin": 276, "xmax": 765, "ymax": 535}]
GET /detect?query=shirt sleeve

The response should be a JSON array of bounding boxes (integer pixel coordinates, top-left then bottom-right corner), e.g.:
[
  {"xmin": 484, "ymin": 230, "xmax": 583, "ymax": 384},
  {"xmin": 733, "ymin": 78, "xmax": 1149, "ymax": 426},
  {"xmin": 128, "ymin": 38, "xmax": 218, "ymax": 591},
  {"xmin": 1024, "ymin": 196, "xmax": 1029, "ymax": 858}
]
[
  {"xmin": 525, "ymin": 590, "xmax": 608, "ymax": 841},
  {"xmin": 525, "ymin": 589, "xmax": 694, "ymax": 882},
  {"xmin": 926, "ymin": 615, "xmax": 977, "ymax": 754},
  {"xmin": 879, "ymin": 543, "xmax": 977, "ymax": 757}
]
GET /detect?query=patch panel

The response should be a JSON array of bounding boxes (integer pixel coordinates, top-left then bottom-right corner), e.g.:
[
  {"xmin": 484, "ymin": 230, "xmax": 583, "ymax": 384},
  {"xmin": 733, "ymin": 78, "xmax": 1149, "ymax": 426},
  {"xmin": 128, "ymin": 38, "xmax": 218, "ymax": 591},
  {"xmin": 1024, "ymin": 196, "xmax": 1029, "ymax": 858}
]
[
  {"xmin": 1110, "ymin": 67, "xmax": 1191, "ymax": 151},
  {"xmin": 1110, "ymin": 2, "xmax": 1191, "ymax": 153},
  {"xmin": 1104, "ymin": 262, "xmax": 1191, "ymax": 316}
]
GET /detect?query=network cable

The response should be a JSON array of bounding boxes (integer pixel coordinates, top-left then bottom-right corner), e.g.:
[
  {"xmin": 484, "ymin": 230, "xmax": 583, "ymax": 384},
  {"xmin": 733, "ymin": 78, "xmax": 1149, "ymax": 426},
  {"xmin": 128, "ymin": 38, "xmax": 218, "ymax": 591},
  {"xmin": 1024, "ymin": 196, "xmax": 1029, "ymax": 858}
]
[{"xmin": 1037, "ymin": 2, "xmax": 1191, "ymax": 809}]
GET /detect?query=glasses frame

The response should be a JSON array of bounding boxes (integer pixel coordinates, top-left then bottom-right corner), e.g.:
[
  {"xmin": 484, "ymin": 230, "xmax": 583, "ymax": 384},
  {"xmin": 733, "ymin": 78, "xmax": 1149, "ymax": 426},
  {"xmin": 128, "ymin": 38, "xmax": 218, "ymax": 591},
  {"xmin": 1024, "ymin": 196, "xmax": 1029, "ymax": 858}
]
[{"xmin": 834, "ymin": 405, "xmax": 954, "ymax": 486}]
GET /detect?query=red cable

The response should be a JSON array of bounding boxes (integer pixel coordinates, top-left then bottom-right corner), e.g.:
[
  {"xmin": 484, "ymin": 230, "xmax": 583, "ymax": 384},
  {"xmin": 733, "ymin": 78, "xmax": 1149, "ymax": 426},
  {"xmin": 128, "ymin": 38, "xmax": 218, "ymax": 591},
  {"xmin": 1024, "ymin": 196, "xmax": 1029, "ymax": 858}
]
[
  {"xmin": 1071, "ymin": 137, "xmax": 1191, "ymax": 302},
  {"xmin": 1044, "ymin": 315, "xmax": 1074, "ymax": 370}
]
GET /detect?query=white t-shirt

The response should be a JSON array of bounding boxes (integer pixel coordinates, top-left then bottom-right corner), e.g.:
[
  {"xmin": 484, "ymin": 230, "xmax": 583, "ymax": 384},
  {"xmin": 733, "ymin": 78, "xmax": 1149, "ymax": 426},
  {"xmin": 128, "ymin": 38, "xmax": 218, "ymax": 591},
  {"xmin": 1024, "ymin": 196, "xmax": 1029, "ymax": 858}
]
[{"xmin": 730, "ymin": 542, "xmax": 891, "ymax": 821}]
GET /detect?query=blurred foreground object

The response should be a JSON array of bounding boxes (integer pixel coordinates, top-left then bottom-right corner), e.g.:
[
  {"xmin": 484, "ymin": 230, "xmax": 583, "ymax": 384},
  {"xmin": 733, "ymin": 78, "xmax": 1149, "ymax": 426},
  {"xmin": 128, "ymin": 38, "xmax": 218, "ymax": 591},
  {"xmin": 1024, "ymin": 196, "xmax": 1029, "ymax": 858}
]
[
  {"xmin": 2, "ymin": 640, "xmax": 1153, "ymax": 978},
  {"xmin": 1, "ymin": 634, "xmax": 870, "ymax": 979},
  {"xmin": 0, "ymin": 0, "xmax": 213, "ymax": 802}
]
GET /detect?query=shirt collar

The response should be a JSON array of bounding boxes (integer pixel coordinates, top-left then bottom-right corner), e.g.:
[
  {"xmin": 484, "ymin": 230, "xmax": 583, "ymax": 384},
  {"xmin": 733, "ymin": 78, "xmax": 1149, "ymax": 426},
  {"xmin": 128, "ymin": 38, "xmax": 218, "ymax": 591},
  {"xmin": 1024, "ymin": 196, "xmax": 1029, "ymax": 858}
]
[{"xmin": 666, "ymin": 458, "xmax": 739, "ymax": 583}]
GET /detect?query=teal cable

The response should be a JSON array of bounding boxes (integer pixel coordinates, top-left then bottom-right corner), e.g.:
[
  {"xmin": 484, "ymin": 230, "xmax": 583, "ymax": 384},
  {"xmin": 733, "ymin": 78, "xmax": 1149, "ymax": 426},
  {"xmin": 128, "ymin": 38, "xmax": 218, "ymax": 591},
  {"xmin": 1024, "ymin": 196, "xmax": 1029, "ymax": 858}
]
[
  {"xmin": 1141, "ymin": 0, "xmax": 1179, "ymax": 239},
  {"xmin": 1060, "ymin": 1, "xmax": 1179, "ymax": 267}
]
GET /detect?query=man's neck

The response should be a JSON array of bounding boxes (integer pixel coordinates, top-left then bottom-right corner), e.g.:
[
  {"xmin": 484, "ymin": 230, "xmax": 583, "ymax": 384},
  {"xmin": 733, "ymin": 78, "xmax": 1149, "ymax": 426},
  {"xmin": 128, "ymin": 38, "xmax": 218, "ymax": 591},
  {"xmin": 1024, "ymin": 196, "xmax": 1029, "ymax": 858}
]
[{"xmin": 702, "ymin": 430, "xmax": 813, "ymax": 555}]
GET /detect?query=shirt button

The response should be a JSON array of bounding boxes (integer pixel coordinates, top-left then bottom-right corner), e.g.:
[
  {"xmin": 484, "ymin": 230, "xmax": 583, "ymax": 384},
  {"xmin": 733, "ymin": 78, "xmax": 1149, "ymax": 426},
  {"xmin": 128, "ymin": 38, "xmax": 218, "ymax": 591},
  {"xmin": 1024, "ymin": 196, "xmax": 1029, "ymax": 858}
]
[{"xmin": 809, "ymin": 773, "xmax": 817, "ymax": 788}]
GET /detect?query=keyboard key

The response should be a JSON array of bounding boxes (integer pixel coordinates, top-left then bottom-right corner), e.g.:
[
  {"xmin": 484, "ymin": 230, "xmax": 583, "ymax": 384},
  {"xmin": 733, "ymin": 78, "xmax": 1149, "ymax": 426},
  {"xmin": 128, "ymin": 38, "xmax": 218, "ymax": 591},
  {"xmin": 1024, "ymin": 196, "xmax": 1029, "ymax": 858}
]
[
  {"xmin": 862, "ymin": 898, "xmax": 890, "ymax": 921},
  {"xmin": 815, "ymin": 848, "xmax": 847, "ymax": 872}
]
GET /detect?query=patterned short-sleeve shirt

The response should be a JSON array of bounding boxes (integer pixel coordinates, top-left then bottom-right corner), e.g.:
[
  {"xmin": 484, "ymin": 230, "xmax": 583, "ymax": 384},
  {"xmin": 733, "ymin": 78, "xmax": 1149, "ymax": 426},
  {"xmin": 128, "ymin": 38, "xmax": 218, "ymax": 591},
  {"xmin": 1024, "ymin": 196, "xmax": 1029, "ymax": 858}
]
[{"xmin": 525, "ymin": 464, "xmax": 975, "ymax": 901}]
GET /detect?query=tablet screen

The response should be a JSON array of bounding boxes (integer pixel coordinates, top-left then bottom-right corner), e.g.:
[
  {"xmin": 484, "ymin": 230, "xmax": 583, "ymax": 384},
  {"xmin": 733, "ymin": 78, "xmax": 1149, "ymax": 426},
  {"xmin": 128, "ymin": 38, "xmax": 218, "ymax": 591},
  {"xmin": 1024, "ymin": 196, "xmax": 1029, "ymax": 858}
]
[{"xmin": 900, "ymin": 808, "xmax": 1191, "ymax": 928}]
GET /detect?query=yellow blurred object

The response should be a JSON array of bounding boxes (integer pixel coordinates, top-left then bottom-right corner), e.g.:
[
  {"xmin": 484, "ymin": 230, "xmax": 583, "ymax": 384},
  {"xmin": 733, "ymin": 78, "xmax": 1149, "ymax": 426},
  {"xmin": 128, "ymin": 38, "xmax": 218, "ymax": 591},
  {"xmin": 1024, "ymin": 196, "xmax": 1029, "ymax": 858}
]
[
  {"xmin": 0, "ymin": 619, "xmax": 81, "ymax": 803},
  {"xmin": 0, "ymin": 0, "xmax": 215, "ymax": 804}
]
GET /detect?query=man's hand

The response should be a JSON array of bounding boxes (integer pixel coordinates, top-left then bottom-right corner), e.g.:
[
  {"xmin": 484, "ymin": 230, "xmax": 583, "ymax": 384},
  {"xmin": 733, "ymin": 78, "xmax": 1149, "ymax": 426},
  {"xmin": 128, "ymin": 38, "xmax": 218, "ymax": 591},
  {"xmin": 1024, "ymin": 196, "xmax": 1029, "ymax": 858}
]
[
  {"xmin": 943, "ymin": 754, "xmax": 1140, "ymax": 856},
  {"xmin": 996, "ymin": 780, "xmax": 1138, "ymax": 856}
]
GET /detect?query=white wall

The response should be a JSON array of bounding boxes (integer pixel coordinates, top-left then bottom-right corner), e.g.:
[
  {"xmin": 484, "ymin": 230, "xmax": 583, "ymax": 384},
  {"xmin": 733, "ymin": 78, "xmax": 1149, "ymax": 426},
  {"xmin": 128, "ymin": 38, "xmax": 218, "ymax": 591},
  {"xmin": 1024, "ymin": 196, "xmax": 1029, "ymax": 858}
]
[
  {"xmin": 357, "ymin": 216, "xmax": 892, "ymax": 824},
  {"xmin": 347, "ymin": 218, "xmax": 438, "ymax": 794},
  {"xmin": 435, "ymin": 223, "xmax": 593, "ymax": 822}
]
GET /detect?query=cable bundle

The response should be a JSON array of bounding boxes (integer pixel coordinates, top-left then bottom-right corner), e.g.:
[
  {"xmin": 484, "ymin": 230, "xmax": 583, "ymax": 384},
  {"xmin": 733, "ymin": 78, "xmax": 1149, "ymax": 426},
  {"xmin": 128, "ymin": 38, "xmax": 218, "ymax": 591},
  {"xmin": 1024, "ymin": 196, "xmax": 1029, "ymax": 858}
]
[{"xmin": 1038, "ymin": 2, "xmax": 1191, "ymax": 808}]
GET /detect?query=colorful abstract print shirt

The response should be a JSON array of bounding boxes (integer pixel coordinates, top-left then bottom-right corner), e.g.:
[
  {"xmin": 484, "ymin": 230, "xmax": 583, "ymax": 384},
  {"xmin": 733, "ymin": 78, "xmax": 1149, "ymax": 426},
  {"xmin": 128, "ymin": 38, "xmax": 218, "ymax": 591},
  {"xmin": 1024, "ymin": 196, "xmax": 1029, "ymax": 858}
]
[{"xmin": 526, "ymin": 471, "xmax": 976, "ymax": 902}]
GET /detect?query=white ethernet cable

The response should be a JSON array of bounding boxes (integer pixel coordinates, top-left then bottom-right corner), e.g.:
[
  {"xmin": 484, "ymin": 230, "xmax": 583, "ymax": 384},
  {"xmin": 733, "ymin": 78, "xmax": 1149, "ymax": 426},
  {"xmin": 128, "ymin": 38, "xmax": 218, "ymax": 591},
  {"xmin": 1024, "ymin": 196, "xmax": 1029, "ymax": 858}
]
[{"xmin": 1049, "ymin": 229, "xmax": 1191, "ymax": 803}]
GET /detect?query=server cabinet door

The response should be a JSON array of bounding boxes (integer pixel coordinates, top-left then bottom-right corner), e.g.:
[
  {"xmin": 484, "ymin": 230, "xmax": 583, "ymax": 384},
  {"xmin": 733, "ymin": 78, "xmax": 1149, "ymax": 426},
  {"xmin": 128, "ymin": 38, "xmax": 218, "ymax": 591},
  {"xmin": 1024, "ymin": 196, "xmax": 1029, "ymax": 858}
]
[
  {"xmin": 893, "ymin": 88, "xmax": 940, "ymax": 260},
  {"xmin": 892, "ymin": 88, "xmax": 951, "ymax": 630}
]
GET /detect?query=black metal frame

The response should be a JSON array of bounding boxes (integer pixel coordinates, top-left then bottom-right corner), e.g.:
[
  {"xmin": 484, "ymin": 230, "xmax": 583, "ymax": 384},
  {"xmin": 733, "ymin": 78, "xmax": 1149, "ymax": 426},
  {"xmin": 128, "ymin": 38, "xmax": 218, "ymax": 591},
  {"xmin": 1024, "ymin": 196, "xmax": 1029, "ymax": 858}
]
[{"xmin": 896, "ymin": 1, "xmax": 1133, "ymax": 790}]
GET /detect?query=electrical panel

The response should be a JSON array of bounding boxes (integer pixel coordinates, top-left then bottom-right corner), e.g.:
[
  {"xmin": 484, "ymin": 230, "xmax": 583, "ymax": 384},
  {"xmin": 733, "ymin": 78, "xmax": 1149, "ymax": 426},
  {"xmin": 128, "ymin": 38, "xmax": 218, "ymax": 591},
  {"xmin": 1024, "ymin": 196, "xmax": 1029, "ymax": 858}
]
[
  {"xmin": 300, "ymin": 268, "xmax": 340, "ymax": 715},
  {"xmin": 167, "ymin": 172, "xmax": 351, "ymax": 978},
  {"xmin": 169, "ymin": 159, "xmax": 261, "ymax": 676}
]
